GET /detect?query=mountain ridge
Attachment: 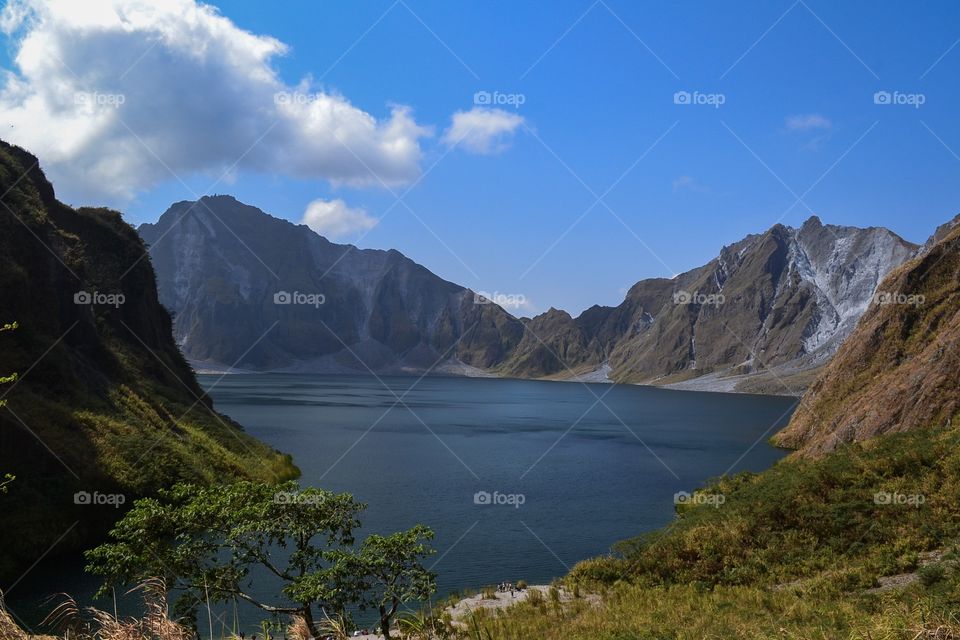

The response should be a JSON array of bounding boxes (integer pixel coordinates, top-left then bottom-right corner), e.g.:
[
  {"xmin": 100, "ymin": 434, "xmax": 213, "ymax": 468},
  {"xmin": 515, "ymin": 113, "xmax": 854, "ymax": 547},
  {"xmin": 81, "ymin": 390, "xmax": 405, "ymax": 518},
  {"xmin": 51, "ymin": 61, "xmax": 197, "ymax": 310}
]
[
  {"xmin": 140, "ymin": 196, "xmax": 918, "ymax": 394},
  {"xmin": 138, "ymin": 195, "xmax": 525, "ymax": 375},
  {"xmin": 773, "ymin": 214, "xmax": 960, "ymax": 454}
]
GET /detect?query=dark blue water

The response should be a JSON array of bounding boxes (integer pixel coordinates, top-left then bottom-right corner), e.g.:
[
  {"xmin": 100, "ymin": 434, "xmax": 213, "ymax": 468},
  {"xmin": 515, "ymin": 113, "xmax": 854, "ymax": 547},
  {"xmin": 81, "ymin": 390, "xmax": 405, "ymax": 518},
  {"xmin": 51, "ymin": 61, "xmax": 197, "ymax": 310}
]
[
  {"xmin": 7, "ymin": 374, "xmax": 796, "ymax": 632},
  {"xmin": 206, "ymin": 375, "xmax": 793, "ymax": 592}
]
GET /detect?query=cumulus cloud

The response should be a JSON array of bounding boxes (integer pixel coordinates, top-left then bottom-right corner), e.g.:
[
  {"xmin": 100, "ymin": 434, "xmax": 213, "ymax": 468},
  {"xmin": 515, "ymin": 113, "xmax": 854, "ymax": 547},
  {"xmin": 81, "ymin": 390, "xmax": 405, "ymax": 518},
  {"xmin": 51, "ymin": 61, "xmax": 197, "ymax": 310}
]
[
  {"xmin": 442, "ymin": 107, "xmax": 524, "ymax": 155},
  {"xmin": 301, "ymin": 198, "xmax": 377, "ymax": 239},
  {"xmin": 785, "ymin": 114, "xmax": 832, "ymax": 131},
  {"xmin": 0, "ymin": 0, "xmax": 431, "ymax": 203}
]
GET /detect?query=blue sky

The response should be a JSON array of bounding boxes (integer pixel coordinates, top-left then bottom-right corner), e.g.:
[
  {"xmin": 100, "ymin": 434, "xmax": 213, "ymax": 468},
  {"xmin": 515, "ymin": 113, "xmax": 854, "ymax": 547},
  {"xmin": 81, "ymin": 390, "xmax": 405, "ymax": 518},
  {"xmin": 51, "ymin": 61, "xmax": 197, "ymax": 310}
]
[{"xmin": 2, "ymin": 0, "xmax": 959, "ymax": 315}]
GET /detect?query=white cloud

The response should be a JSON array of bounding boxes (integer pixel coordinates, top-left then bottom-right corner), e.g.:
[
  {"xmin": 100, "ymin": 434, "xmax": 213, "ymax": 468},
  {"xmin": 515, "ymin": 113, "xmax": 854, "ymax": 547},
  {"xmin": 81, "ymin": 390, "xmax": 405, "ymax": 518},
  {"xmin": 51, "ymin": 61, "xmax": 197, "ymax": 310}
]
[
  {"xmin": 301, "ymin": 198, "xmax": 377, "ymax": 239},
  {"xmin": 785, "ymin": 114, "xmax": 832, "ymax": 132},
  {"xmin": 0, "ymin": 0, "xmax": 431, "ymax": 203},
  {"xmin": 442, "ymin": 107, "xmax": 524, "ymax": 155}
]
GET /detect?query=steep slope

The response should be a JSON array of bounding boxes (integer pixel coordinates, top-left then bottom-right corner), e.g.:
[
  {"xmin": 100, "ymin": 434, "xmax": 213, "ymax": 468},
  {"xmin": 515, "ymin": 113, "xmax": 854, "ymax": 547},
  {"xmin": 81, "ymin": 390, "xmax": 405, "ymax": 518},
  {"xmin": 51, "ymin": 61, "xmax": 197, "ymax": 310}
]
[
  {"xmin": 0, "ymin": 142, "xmax": 297, "ymax": 583},
  {"xmin": 774, "ymin": 215, "xmax": 960, "ymax": 455},
  {"xmin": 499, "ymin": 217, "xmax": 916, "ymax": 391},
  {"xmin": 139, "ymin": 197, "xmax": 915, "ymax": 391},
  {"xmin": 138, "ymin": 196, "xmax": 523, "ymax": 373}
]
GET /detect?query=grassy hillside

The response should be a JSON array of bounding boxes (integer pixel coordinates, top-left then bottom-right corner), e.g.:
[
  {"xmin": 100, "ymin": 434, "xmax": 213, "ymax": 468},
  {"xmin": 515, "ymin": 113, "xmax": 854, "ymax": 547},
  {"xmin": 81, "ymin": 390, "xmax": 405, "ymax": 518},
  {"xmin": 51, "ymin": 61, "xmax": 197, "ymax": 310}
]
[
  {"xmin": 774, "ymin": 219, "xmax": 960, "ymax": 455},
  {"xmin": 465, "ymin": 425, "xmax": 960, "ymax": 639},
  {"xmin": 0, "ymin": 141, "xmax": 298, "ymax": 583},
  {"xmin": 460, "ymin": 217, "xmax": 960, "ymax": 638}
]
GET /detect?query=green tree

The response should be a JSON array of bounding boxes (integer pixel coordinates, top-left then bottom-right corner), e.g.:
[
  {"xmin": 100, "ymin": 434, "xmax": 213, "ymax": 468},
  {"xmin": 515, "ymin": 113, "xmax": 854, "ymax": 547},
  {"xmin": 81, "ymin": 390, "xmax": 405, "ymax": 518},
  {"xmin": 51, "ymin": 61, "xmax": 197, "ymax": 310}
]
[
  {"xmin": 86, "ymin": 481, "xmax": 436, "ymax": 636},
  {"xmin": 350, "ymin": 526, "xmax": 437, "ymax": 639}
]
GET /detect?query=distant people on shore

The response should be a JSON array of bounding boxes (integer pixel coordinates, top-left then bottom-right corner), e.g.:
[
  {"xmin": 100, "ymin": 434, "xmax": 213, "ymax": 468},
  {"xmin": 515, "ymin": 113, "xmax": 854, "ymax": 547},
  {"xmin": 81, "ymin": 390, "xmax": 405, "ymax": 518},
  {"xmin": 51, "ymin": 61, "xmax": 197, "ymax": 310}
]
[{"xmin": 497, "ymin": 581, "xmax": 523, "ymax": 596}]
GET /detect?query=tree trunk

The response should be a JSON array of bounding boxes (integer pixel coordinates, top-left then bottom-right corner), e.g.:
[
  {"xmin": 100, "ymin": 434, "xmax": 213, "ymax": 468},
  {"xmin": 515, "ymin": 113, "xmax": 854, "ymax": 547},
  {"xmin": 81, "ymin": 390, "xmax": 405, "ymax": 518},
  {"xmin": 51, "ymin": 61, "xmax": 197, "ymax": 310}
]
[
  {"xmin": 379, "ymin": 605, "xmax": 391, "ymax": 640},
  {"xmin": 301, "ymin": 605, "xmax": 316, "ymax": 638}
]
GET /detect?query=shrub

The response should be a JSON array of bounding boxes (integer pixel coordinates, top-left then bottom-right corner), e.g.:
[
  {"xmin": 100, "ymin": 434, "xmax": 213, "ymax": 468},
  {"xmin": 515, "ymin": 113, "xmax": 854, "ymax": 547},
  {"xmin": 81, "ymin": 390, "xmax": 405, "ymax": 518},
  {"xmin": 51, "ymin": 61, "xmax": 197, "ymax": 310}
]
[
  {"xmin": 549, "ymin": 586, "xmax": 561, "ymax": 605},
  {"xmin": 568, "ymin": 556, "xmax": 630, "ymax": 585},
  {"xmin": 919, "ymin": 564, "xmax": 947, "ymax": 586}
]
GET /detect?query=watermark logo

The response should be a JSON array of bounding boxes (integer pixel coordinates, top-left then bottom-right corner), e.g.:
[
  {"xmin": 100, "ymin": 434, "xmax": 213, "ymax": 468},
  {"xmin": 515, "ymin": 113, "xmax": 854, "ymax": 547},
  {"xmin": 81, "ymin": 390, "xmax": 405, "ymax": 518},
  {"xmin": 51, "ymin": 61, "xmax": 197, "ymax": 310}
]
[
  {"xmin": 74, "ymin": 491, "xmax": 126, "ymax": 508},
  {"xmin": 474, "ymin": 291, "xmax": 527, "ymax": 308},
  {"xmin": 74, "ymin": 92, "xmax": 125, "ymax": 108},
  {"xmin": 273, "ymin": 291, "xmax": 325, "ymax": 308},
  {"xmin": 673, "ymin": 91, "xmax": 725, "ymax": 108},
  {"xmin": 473, "ymin": 91, "xmax": 526, "ymax": 108},
  {"xmin": 872, "ymin": 291, "xmax": 925, "ymax": 307},
  {"xmin": 672, "ymin": 290, "xmax": 725, "ymax": 306},
  {"xmin": 274, "ymin": 91, "xmax": 325, "ymax": 106},
  {"xmin": 74, "ymin": 290, "xmax": 125, "ymax": 308},
  {"xmin": 674, "ymin": 491, "xmax": 725, "ymax": 508},
  {"xmin": 873, "ymin": 90, "xmax": 925, "ymax": 108},
  {"xmin": 473, "ymin": 490, "xmax": 525, "ymax": 509},
  {"xmin": 274, "ymin": 491, "xmax": 326, "ymax": 505},
  {"xmin": 874, "ymin": 491, "xmax": 925, "ymax": 508}
]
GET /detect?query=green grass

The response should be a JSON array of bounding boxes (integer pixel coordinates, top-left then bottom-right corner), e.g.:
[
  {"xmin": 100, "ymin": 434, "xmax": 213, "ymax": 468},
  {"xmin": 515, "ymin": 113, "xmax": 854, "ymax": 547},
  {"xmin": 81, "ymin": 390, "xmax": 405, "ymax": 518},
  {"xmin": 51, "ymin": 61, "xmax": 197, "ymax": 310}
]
[
  {"xmin": 0, "ymin": 140, "xmax": 299, "ymax": 582},
  {"xmin": 462, "ymin": 425, "xmax": 960, "ymax": 639}
]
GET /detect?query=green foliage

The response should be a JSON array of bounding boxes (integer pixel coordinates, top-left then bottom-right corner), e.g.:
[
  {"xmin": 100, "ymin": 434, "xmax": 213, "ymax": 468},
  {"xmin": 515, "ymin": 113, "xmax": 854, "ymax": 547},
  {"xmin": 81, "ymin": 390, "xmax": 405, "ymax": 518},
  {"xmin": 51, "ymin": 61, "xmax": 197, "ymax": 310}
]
[
  {"xmin": 609, "ymin": 427, "xmax": 960, "ymax": 588},
  {"xmin": 464, "ymin": 426, "xmax": 960, "ymax": 639},
  {"xmin": 919, "ymin": 564, "xmax": 947, "ymax": 586},
  {"xmin": 328, "ymin": 523, "xmax": 436, "ymax": 638},
  {"xmin": 0, "ymin": 141, "xmax": 299, "ymax": 581},
  {"xmin": 86, "ymin": 481, "xmax": 435, "ymax": 637}
]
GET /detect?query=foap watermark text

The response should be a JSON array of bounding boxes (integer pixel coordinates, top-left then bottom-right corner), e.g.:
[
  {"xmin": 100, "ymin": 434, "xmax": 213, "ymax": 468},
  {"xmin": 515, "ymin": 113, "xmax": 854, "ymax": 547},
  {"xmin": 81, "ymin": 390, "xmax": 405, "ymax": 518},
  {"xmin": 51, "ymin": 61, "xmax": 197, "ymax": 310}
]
[
  {"xmin": 474, "ymin": 91, "xmax": 525, "ymax": 108},
  {"xmin": 674, "ymin": 91, "xmax": 725, "ymax": 108},
  {"xmin": 74, "ymin": 491, "xmax": 126, "ymax": 508},
  {"xmin": 673, "ymin": 290, "xmax": 724, "ymax": 306},
  {"xmin": 674, "ymin": 491, "xmax": 725, "ymax": 508},
  {"xmin": 274, "ymin": 291, "xmax": 326, "ymax": 308},
  {"xmin": 74, "ymin": 290, "xmax": 125, "ymax": 308},
  {"xmin": 474, "ymin": 490, "xmax": 525, "ymax": 509}
]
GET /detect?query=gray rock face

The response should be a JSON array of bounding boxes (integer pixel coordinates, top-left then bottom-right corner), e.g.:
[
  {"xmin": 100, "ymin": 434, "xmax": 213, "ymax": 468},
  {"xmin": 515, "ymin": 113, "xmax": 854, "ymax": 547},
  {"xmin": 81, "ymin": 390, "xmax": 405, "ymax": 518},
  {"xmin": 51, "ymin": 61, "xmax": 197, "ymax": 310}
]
[
  {"xmin": 138, "ymin": 196, "xmax": 523, "ymax": 372},
  {"xmin": 141, "ymin": 198, "xmax": 918, "ymax": 393},
  {"xmin": 498, "ymin": 216, "xmax": 918, "ymax": 389}
]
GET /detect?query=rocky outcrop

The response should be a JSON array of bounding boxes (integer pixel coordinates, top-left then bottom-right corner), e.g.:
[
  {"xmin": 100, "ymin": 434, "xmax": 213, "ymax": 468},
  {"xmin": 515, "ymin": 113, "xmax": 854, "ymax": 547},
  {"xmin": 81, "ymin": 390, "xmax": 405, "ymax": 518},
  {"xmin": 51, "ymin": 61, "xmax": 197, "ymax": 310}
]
[
  {"xmin": 140, "ymin": 197, "xmax": 917, "ymax": 393},
  {"xmin": 500, "ymin": 217, "xmax": 917, "ymax": 391},
  {"xmin": 138, "ymin": 196, "xmax": 524, "ymax": 373},
  {"xmin": 0, "ymin": 142, "xmax": 297, "ymax": 582},
  {"xmin": 773, "ymin": 216, "xmax": 960, "ymax": 455}
]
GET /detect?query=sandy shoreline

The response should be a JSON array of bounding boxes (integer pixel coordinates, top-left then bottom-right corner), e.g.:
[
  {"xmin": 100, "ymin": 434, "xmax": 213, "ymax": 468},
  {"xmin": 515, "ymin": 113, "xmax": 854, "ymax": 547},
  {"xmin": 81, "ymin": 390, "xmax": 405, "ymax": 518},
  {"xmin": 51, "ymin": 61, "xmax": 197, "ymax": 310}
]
[{"xmin": 344, "ymin": 585, "xmax": 598, "ymax": 639}]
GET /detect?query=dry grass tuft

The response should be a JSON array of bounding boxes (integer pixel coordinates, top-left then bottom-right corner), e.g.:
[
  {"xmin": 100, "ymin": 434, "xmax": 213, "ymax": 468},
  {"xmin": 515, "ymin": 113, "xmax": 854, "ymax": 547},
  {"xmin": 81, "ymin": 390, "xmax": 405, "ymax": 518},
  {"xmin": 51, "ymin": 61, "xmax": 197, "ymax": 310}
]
[{"xmin": 285, "ymin": 615, "xmax": 313, "ymax": 640}]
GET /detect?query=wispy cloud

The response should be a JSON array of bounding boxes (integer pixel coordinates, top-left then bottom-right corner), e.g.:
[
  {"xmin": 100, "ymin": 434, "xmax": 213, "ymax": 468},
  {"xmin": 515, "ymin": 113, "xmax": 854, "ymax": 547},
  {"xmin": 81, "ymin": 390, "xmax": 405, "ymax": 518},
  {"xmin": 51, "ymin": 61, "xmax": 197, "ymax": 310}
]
[
  {"xmin": 672, "ymin": 175, "xmax": 709, "ymax": 193},
  {"xmin": 785, "ymin": 113, "xmax": 832, "ymax": 132},
  {"xmin": 442, "ymin": 107, "xmax": 525, "ymax": 155}
]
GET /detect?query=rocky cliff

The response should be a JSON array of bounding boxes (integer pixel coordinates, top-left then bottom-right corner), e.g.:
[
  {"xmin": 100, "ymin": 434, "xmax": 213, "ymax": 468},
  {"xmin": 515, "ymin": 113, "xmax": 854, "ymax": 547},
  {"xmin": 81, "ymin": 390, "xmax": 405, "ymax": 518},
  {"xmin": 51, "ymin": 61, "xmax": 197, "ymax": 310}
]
[
  {"xmin": 500, "ymin": 217, "xmax": 917, "ymax": 392},
  {"xmin": 773, "ymin": 215, "xmax": 960, "ymax": 454},
  {"xmin": 0, "ymin": 142, "xmax": 297, "ymax": 583},
  {"xmin": 140, "ymin": 197, "xmax": 917, "ymax": 394},
  {"xmin": 138, "ymin": 196, "xmax": 524, "ymax": 374}
]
